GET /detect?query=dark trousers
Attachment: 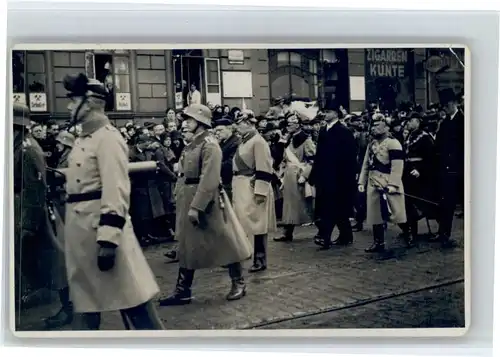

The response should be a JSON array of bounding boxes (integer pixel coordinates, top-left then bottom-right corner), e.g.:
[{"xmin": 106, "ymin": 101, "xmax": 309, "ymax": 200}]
[
  {"xmin": 317, "ymin": 213, "xmax": 353, "ymax": 243},
  {"xmin": 354, "ymin": 191, "xmax": 367, "ymax": 223},
  {"xmin": 131, "ymin": 214, "xmax": 150, "ymax": 239},
  {"xmin": 79, "ymin": 300, "xmax": 163, "ymax": 330},
  {"xmin": 437, "ymin": 172, "xmax": 459, "ymax": 237},
  {"xmin": 399, "ymin": 194, "xmax": 421, "ymax": 237}
]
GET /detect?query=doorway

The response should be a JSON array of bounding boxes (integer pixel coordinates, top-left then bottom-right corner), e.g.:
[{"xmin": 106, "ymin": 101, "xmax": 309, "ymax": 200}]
[
  {"xmin": 173, "ymin": 50, "xmax": 204, "ymax": 108},
  {"xmin": 94, "ymin": 53, "xmax": 114, "ymax": 111}
]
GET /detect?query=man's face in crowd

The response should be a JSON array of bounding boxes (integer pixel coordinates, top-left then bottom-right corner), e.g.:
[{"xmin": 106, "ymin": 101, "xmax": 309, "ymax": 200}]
[
  {"xmin": 323, "ymin": 109, "xmax": 338, "ymax": 122},
  {"xmin": 154, "ymin": 124, "xmax": 165, "ymax": 136},
  {"xmin": 31, "ymin": 125, "xmax": 45, "ymax": 140},
  {"xmin": 166, "ymin": 121, "xmax": 177, "ymax": 132},
  {"xmin": 235, "ymin": 120, "xmax": 253, "ymax": 136},
  {"xmin": 214, "ymin": 125, "xmax": 233, "ymax": 142},
  {"xmin": 408, "ymin": 118, "xmax": 420, "ymax": 131},
  {"xmin": 48, "ymin": 124, "xmax": 59, "ymax": 136},
  {"xmin": 371, "ymin": 120, "xmax": 389, "ymax": 138}
]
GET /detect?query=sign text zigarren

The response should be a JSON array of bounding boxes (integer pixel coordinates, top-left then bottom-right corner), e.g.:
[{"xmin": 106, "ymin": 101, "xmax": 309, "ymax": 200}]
[{"xmin": 366, "ymin": 49, "xmax": 409, "ymax": 78}]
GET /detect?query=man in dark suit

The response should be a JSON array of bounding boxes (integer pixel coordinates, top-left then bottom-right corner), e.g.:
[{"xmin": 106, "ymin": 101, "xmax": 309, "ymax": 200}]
[
  {"xmin": 213, "ymin": 118, "xmax": 241, "ymax": 201},
  {"xmin": 308, "ymin": 104, "xmax": 358, "ymax": 250},
  {"xmin": 430, "ymin": 88, "xmax": 465, "ymax": 248}
]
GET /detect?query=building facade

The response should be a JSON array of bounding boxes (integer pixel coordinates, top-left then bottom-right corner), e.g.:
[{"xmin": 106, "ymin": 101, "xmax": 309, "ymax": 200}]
[{"xmin": 11, "ymin": 48, "xmax": 464, "ymax": 124}]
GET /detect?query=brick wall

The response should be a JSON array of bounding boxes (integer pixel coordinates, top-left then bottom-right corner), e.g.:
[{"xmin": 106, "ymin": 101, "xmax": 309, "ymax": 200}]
[
  {"xmin": 219, "ymin": 49, "xmax": 270, "ymax": 115},
  {"xmin": 52, "ymin": 51, "xmax": 85, "ymax": 113}
]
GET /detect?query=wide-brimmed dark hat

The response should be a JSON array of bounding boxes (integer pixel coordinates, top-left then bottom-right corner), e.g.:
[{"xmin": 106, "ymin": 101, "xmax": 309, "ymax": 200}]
[
  {"xmin": 63, "ymin": 73, "xmax": 108, "ymax": 100},
  {"xmin": 438, "ymin": 88, "xmax": 461, "ymax": 105}
]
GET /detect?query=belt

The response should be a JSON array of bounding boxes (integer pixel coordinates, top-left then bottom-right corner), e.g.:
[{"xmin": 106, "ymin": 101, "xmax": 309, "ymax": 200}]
[
  {"xmin": 233, "ymin": 171, "xmax": 253, "ymax": 177},
  {"xmin": 66, "ymin": 190, "xmax": 102, "ymax": 203},
  {"xmin": 407, "ymin": 157, "xmax": 423, "ymax": 162},
  {"xmin": 184, "ymin": 177, "xmax": 200, "ymax": 185}
]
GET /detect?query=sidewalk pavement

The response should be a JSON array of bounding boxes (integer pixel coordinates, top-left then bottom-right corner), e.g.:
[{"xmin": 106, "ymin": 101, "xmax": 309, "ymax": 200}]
[{"xmin": 16, "ymin": 218, "xmax": 465, "ymax": 331}]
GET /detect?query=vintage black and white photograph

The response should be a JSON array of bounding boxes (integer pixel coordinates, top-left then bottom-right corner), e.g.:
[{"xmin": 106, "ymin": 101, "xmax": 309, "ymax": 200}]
[{"xmin": 11, "ymin": 46, "xmax": 467, "ymax": 334}]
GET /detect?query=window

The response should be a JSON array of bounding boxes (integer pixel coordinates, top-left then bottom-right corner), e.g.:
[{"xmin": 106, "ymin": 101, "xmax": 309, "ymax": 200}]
[
  {"xmin": 12, "ymin": 51, "xmax": 49, "ymax": 111},
  {"xmin": 12, "ymin": 51, "xmax": 26, "ymax": 104},
  {"xmin": 84, "ymin": 51, "xmax": 132, "ymax": 111},
  {"xmin": 53, "ymin": 51, "xmax": 86, "ymax": 113},
  {"xmin": 269, "ymin": 50, "xmax": 319, "ymax": 100},
  {"xmin": 204, "ymin": 58, "xmax": 221, "ymax": 105},
  {"xmin": 137, "ymin": 52, "xmax": 167, "ymax": 112}
]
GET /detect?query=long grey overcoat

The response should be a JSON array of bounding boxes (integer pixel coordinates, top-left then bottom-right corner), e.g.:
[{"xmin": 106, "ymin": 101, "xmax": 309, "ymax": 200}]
[
  {"xmin": 175, "ymin": 131, "xmax": 252, "ymax": 270},
  {"xmin": 64, "ymin": 113, "xmax": 159, "ymax": 313},
  {"xmin": 358, "ymin": 136, "xmax": 407, "ymax": 225}
]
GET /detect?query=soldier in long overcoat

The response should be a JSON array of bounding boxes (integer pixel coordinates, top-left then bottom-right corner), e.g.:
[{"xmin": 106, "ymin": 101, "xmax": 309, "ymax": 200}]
[
  {"xmin": 45, "ymin": 130, "xmax": 76, "ymax": 329},
  {"xmin": 399, "ymin": 112, "xmax": 436, "ymax": 247},
  {"xmin": 232, "ymin": 110, "xmax": 277, "ymax": 273},
  {"xmin": 273, "ymin": 113, "xmax": 316, "ymax": 242},
  {"xmin": 358, "ymin": 114, "xmax": 407, "ymax": 253},
  {"xmin": 62, "ymin": 73, "xmax": 161, "ymax": 330},
  {"xmin": 159, "ymin": 104, "xmax": 252, "ymax": 307},
  {"xmin": 13, "ymin": 103, "xmax": 52, "ymax": 316}
]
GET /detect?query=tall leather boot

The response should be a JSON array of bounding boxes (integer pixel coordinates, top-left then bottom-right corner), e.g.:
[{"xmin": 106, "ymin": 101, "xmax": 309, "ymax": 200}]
[
  {"xmin": 226, "ymin": 262, "xmax": 246, "ymax": 301},
  {"xmin": 158, "ymin": 267, "xmax": 195, "ymax": 306},
  {"xmin": 123, "ymin": 300, "xmax": 164, "ymax": 330},
  {"xmin": 249, "ymin": 234, "xmax": 267, "ymax": 273},
  {"xmin": 274, "ymin": 225, "xmax": 294, "ymax": 242},
  {"xmin": 365, "ymin": 224, "xmax": 386, "ymax": 253},
  {"xmin": 44, "ymin": 287, "xmax": 74, "ymax": 329}
]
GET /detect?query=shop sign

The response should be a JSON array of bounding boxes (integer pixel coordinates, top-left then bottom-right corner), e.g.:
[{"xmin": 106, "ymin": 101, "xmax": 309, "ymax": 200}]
[
  {"xmin": 29, "ymin": 93, "xmax": 47, "ymax": 112},
  {"xmin": 365, "ymin": 49, "xmax": 409, "ymax": 78},
  {"xmin": 12, "ymin": 93, "xmax": 26, "ymax": 105},
  {"xmin": 424, "ymin": 54, "xmax": 464, "ymax": 73},
  {"xmin": 364, "ymin": 48, "xmax": 415, "ymax": 109},
  {"xmin": 116, "ymin": 92, "xmax": 131, "ymax": 111},
  {"xmin": 228, "ymin": 50, "xmax": 244, "ymax": 65}
]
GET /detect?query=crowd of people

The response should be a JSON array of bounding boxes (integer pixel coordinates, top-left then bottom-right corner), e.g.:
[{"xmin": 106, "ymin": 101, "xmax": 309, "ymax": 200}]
[{"xmin": 14, "ymin": 71, "xmax": 464, "ymax": 331}]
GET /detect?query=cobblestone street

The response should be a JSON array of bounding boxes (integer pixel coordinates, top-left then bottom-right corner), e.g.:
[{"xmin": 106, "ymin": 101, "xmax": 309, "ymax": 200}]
[{"xmin": 16, "ymin": 217, "xmax": 465, "ymax": 331}]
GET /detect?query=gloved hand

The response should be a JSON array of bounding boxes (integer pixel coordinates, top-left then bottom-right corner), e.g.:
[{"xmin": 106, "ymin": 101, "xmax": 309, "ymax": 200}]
[
  {"xmin": 297, "ymin": 176, "xmax": 306, "ymax": 185},
  {"xmin": 96, "ymin": 226, "xmax": 121, "ymax": 272},
  {"xmin": 386, "ymin": 185, "xmax": 397, "ymax": 194},
  {"xmin": 97, "ymin": 241, "xmax": 117, "ymax": 272},
  {"xmin": 188, "ymin": 208, "xmax": 200, "ymax": 226}
]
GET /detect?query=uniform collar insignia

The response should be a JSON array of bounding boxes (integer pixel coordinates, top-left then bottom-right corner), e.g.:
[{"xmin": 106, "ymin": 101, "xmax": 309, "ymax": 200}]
[{"xmin": 80, "ymin": 112, "xmax": 110, "ymax": 137}]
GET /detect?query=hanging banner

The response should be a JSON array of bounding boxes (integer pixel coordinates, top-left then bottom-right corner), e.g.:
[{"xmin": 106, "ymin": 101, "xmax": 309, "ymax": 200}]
[
  {"xmin": 29, "ymin": 93, "xmax": 48, "ymax": 112},
  {"xmin": 115, "ymin": 92, "xmax": 131, "ymax": 111},
  {"xmin": 12, "ymin": 93, "xmax": 27, "ymax": 105},
  {"xmin": 364, "ymin": 48, "xmax": 415, "ymax": 110}
]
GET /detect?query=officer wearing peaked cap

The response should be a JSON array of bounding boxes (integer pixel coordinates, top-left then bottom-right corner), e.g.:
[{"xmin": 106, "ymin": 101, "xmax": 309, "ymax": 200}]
[
  {"xmin": 13, "ymin": 102, "xmax": 51, "ymax": 322},
  {"xmin": 61, "ymin": 73, "xmax": 162, "ymax": 330},
  {"xmin": 232, "ymin": 110, "xmax": 277, "ymax": 272},
  {"xmin": 159, "ymin": 104, "xmax": 252, "ymax": 307},
  {"xmin": 358, "ymin": 113, "xmax": 407, "ymax": 253}
]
